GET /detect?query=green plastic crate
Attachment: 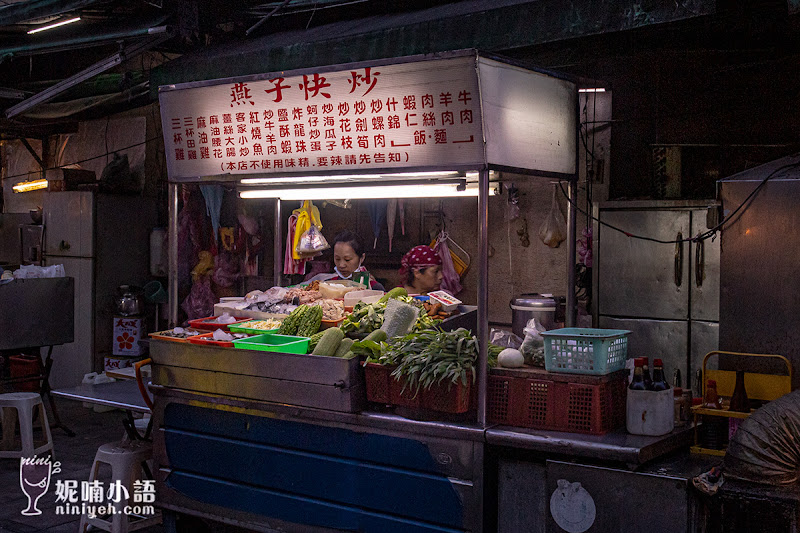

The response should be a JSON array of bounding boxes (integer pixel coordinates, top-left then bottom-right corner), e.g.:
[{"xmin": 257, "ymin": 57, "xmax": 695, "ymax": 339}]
[
  {"xmin": 232, "ymin": 333, "xmax": 310, "ymax": 354},
  {"xmin": 541, "ymin": 327, "xmax": 630, "ymax": 375}
]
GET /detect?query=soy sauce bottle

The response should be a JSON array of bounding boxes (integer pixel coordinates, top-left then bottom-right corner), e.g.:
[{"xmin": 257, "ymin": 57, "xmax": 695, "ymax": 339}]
[
  {"xmin": 629, "ymin": 358, "xmax": 648, "ymax": 390},
  {"xmin": 651, "ymin": 358, "xmax": 670, "ymax": 391}
]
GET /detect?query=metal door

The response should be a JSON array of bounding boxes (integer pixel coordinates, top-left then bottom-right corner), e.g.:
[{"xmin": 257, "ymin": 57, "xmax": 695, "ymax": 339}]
[
  {"xmin": 597, "ymin": 209, "xmax": 690, "ymax": 319},
  {"xmin": 599, "ymin": 316, "xmax": 689, "ymax": 386},
  {"xmin": 690, "ymin": 210, "xmax": 720, "ymax": 322},
  {"xmin": 690, "ymin": 320, "xmax": 719, "ymax": 395},
  {"xmin": 546, "ymin": 460, "xmax": 688, "ymax": 533},
  {"xmin": 43, "ymin": 191, "xmax": 94, "ymax": 257}
]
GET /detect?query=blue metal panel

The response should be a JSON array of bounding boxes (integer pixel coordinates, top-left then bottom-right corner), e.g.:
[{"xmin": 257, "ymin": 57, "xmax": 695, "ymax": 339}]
[
  {"xmin": 164, "ymin": 403, "xmax": 444, "ymax": 474},
  {"xmin": 168, "ymin": 470, "xmax": 464, "ymax": 533},
  {"xmin": 164, "ymin": 428, "xmax": 464, "ymax": 527},
  {"xmin": 163, "ymin": 403, "xmax": 467, "ymax": 531}
]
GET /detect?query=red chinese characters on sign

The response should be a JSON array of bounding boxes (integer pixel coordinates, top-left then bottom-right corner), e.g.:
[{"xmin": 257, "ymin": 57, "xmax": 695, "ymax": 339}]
[
  {"xmin": 230, "ymin": 83, "xmax": 254, "ymax": 107},
  {"xmin": 348, "ymin": 67, "xmax": 380, "ymax": 96},
  {"xmin": 299, "ymin": 74, "xmax": 332, "ymax": 100},
  {"xmin": 167, "ymin": 64, "xmax": 479, "ymax": 174},
  {"xmin": 265, "ymin": 78, "xmax": 291, "ymax": 103}
]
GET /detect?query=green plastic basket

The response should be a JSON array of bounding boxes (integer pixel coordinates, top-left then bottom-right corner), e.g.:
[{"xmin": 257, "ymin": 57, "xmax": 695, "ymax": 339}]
[
  {"xmin": 228, "ymin": 320, "xmax": 280, "ymax": 335},
  {"xmin": 541, "ymin": 328, "xmax": 630, "ymax": 375},
  {"xmin": 232, "ymin": 333, "xmax": 310, "ymax": 354}
]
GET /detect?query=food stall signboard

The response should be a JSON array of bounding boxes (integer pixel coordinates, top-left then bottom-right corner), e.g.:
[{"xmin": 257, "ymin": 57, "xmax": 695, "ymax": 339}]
[{"xmin": 159, "ymin": 56, "xmax": 484, "ymax": 181}]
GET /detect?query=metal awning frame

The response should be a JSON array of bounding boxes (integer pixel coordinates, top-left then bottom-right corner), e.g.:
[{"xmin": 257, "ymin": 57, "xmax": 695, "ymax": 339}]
[{"xmin": 165, "ymin": 49, "xmax": 580, "ymax": 429}]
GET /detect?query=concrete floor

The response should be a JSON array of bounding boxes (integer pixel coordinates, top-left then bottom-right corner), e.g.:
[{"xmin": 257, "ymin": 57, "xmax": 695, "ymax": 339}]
[{"xmin": 0, "ymin": 398, "xmax": 248, "ymax": 533}]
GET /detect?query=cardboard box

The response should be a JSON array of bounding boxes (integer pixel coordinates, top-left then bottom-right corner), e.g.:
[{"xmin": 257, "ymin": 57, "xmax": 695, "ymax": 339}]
[{"xmin": 112, "ymin": 315, "xmax": 146, "ymax": 356}]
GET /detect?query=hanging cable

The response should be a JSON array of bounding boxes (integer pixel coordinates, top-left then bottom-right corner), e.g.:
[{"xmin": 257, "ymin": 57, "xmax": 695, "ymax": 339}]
[{"xmin": 558, "ymin": 157, "xmax": 800, "ymax": 244}]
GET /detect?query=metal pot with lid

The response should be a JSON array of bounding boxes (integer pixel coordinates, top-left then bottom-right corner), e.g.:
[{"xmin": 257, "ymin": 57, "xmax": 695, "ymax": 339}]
[{"xmin": 510, "ymin": 293, "xmax": 558, "ymax": 338}]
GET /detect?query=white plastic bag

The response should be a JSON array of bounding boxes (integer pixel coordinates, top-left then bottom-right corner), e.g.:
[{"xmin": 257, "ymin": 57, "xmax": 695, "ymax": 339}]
[
  {"xmin": 490, "ymin": 328, "xmax": 522, "ymax": 350},
  {"xmin": 519, "ymin": 318, "xmax": 546, "ymax": 366},
  {"xmin": 539, "ymin": 186, "xmax": 567, "ymax": 248},
  {"xmin": 296, "ymin": 224, "xmax": 330, "ymax": 254}
]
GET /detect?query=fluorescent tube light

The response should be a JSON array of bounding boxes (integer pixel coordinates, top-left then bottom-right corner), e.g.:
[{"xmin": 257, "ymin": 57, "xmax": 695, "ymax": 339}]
[
  {"xmin": 240, "ymin": 183, "xmax": 495, "ymax": 200},
  {"xmin": 27, "ymin": 17, "xmax": 81, "ymax": 34},
  {"xmin": 578, "ymin": 88, "xmax": 606, "ymax": 93},
  {"xmin": 12, "ymin": 179, "xmax": 48, "ymax": 193},
  {"xmin": 240, "ymin": 174, "xmax": 382, "ymax": 185}
]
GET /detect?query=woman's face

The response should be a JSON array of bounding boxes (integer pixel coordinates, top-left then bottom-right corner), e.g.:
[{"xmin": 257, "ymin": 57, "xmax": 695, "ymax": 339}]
[
  {"xmin": 333, "ymin": 241, "xmax": 364, "ymax": 279},
  {"xmin": 413, "ymin": 265, "xmax": 443, "ymax": 294}
]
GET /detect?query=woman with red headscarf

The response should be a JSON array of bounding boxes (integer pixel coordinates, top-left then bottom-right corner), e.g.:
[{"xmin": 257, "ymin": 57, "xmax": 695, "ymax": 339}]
[{"xmin": 399, "ymin": 245, "xmax": 443, "ymax": 295}]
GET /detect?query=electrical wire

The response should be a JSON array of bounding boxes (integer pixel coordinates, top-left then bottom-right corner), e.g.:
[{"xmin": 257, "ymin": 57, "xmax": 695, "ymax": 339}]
[
  {"xmin": 558, "ymin": 157, "xmax": 800, "ymax": 244},
  {"xmin": 2, "ymin": 136, "xmax": 160, "ymax": 181}
]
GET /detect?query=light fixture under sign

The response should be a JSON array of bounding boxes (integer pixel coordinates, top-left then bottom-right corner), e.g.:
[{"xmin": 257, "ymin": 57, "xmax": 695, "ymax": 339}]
[
  {"xmin": 578, "ymin": 88, "xmax": 606, "ymax": 93},
  {"xmin": 12, "ymin": 179, "xmax": 48, "ymax": 193},
  {"xmin": 240, "ymin": 182, "xmax": 496, "ymax": 200},
  {"xmin": 27, "ymin": 17, "xmax": 81, "ymax": 35}
]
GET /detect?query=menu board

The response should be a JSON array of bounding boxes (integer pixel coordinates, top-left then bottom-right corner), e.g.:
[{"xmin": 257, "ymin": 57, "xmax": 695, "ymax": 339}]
[{"xmin": 159, "ymin": 56, "xmax": 485, "ymax": 181}]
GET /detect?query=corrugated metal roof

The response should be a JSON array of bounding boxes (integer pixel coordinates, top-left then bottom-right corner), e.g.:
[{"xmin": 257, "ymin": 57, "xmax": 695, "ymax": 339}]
[{"xmin": 152, "ymin": 0, "xmax": 714, "ymax": 90}]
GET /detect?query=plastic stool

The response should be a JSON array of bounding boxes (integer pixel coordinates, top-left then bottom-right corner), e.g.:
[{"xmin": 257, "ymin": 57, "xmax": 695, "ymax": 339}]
[
  {"xmin": 79, "ymin": 440, "xmax": 161, "ymax": 533},
  {"xmin": 0, "ymin": 392, "xmax": 54, "ymax": 459}
]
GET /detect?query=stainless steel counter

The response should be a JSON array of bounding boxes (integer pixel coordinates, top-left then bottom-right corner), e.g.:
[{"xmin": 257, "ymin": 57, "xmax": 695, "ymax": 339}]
[
  {"xmin": 486, "ymin": 424, "xmax": 694, "ymax": 464},
  {"xmin": 149, "ymin": 384, "xmax": 692, "ymax": 463}
]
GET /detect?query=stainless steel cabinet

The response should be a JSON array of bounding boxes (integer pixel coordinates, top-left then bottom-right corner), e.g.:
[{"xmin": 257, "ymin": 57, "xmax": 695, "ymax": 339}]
[{"xmin": 593, "ymin": 201, "xmax": 720, "ymax": 393}]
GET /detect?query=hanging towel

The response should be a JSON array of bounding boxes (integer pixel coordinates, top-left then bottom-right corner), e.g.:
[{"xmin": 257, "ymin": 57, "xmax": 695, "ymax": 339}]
[
  {"xmin": 199, "ymin": 184, "xmax": 224, "ymax": 244},
  {"xmin": 284, "ymin": 214, "xmax": 306, "ymax": 275}
]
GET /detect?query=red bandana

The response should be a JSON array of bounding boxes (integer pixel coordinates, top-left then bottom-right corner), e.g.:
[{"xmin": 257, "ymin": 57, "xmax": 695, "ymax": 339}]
[{"xmin": 399, "ymin": 245, "xmax": 441, "ymax": 276}]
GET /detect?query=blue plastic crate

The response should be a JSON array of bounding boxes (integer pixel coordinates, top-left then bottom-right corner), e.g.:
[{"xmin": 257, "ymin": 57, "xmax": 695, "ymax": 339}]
[{"xmin": 541, "ymin": 328, "xmax": 630, "ymax": 375}]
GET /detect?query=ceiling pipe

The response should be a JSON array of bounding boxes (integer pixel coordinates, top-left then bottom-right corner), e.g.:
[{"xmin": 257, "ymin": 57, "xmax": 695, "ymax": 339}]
[
  {"xmin": 0, "ymin": 24, "xmax": 171, "ymax": 61},
  {"xmin": 5, "ymin": 30, "xmax": 173, "ymax": 118}
]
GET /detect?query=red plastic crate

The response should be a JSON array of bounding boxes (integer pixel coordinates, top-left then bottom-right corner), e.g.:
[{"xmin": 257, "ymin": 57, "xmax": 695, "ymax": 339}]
[
  {"xmin": 488, "ymin": 367, "xmax": 627, "ymax": 435},
  {"xmin": 188, "ymin": 316, "xmax": 249, "ymax": 331},
  {"xmin": 364, "ymin": 362, "xmax": 472, "ymax": 413},
  {"xmin": 363, "ymin": 363, "xmax": 394, "ymax": 404},
  {"xmin": 421, "ymin": 379, "xmax": 472, "ymax": 414}
]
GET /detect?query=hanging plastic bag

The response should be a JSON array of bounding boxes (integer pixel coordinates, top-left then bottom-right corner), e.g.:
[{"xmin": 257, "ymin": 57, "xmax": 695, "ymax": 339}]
[
  {"xmin": 296, "ymin": 224, "xmax": 330, "ymax": 254},
  {"xmin": 519, "ymin": 317, "xmax": 547, "ymax": 366},
  {"xmin": 434, "ymin": 233, "xmax": 463, "ymax": 295},
  {"xmin": 292, "ymin": 200, "xmax": 322, "ymax": 260},
  {"xmin": 539, "ymin": 185, "xmax": 567, "ymax": 248}
]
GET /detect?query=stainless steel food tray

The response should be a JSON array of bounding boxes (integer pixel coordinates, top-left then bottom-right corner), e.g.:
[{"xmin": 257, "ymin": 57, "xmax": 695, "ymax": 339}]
[{"xmin": 149, "ymin": 340, "xmax": 365, "ymax": 412}]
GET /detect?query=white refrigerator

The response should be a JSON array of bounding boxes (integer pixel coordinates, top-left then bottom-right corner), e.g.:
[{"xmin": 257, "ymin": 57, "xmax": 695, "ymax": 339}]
[{"xmin": 43, "ymin": 191, "xmax": 157, "ymax": 388}]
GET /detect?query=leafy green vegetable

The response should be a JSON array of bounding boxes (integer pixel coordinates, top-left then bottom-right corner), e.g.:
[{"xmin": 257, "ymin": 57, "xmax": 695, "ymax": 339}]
[{"xmin": 340, "ymin": 296, "xmax": 439, "ymax": 338}]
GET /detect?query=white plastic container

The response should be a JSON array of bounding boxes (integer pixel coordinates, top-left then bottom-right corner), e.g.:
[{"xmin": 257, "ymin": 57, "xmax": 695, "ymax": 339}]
[
  {"xmin": 626, "ymin": 388, "xmax": 675, "ymax": 436},
  {"xmin": 343, "ymin": 289, "xmax": 384, "ymax": 309},
  {"xmin": 427, "ymin": 290, "xmax": 462, "ymax": 312}
]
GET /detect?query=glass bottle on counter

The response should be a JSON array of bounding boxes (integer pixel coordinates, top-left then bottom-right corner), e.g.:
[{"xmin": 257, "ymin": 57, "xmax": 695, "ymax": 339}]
[
  {"xmin": 729, "ymin": 370, "xmax": 751, "ymax": 413},
  {"xmin": 629, "ymin": 358, "xmax": 648, "ymax": 390},
  {"xmin": 703, "ymin": 379, "xmax": 723, "ymax": 409},
  {"xmin": 651, "ymin": 358, "xmax": 670, "ymax": 391},
  {"xmin": 642, "ymin": 357, "xmax": 653, "ymax": 390}
]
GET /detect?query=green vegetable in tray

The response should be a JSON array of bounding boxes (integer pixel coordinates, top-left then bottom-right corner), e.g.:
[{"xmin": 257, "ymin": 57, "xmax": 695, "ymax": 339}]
[
  {"xmin": 311, "ymin": 327, "xmax": 344, "ymax": 356},
  {"xmin": 388, "ymin": 328, "xmax": 479, "ymax": 397},
  {"xmin": 297, "ymin": 305, "xmax": 323, "ymax": 337},
  {"xmin": 379, "ymin": 287, "xmax": 408, "ymax": 303},
  {"xmin": 278, "ymin": 305, "xmax": 307, "ymax": 335},
  {"xmin": 334, "ymin": 338, "xmax": 355, "ymax": 358},
  {"xmin": 307, "ymin": 330, "xmax": 327, "ymax": 352},
  {"xmin": 340, "ymin": 296, "xmax": 439, "ymax": 338}
]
